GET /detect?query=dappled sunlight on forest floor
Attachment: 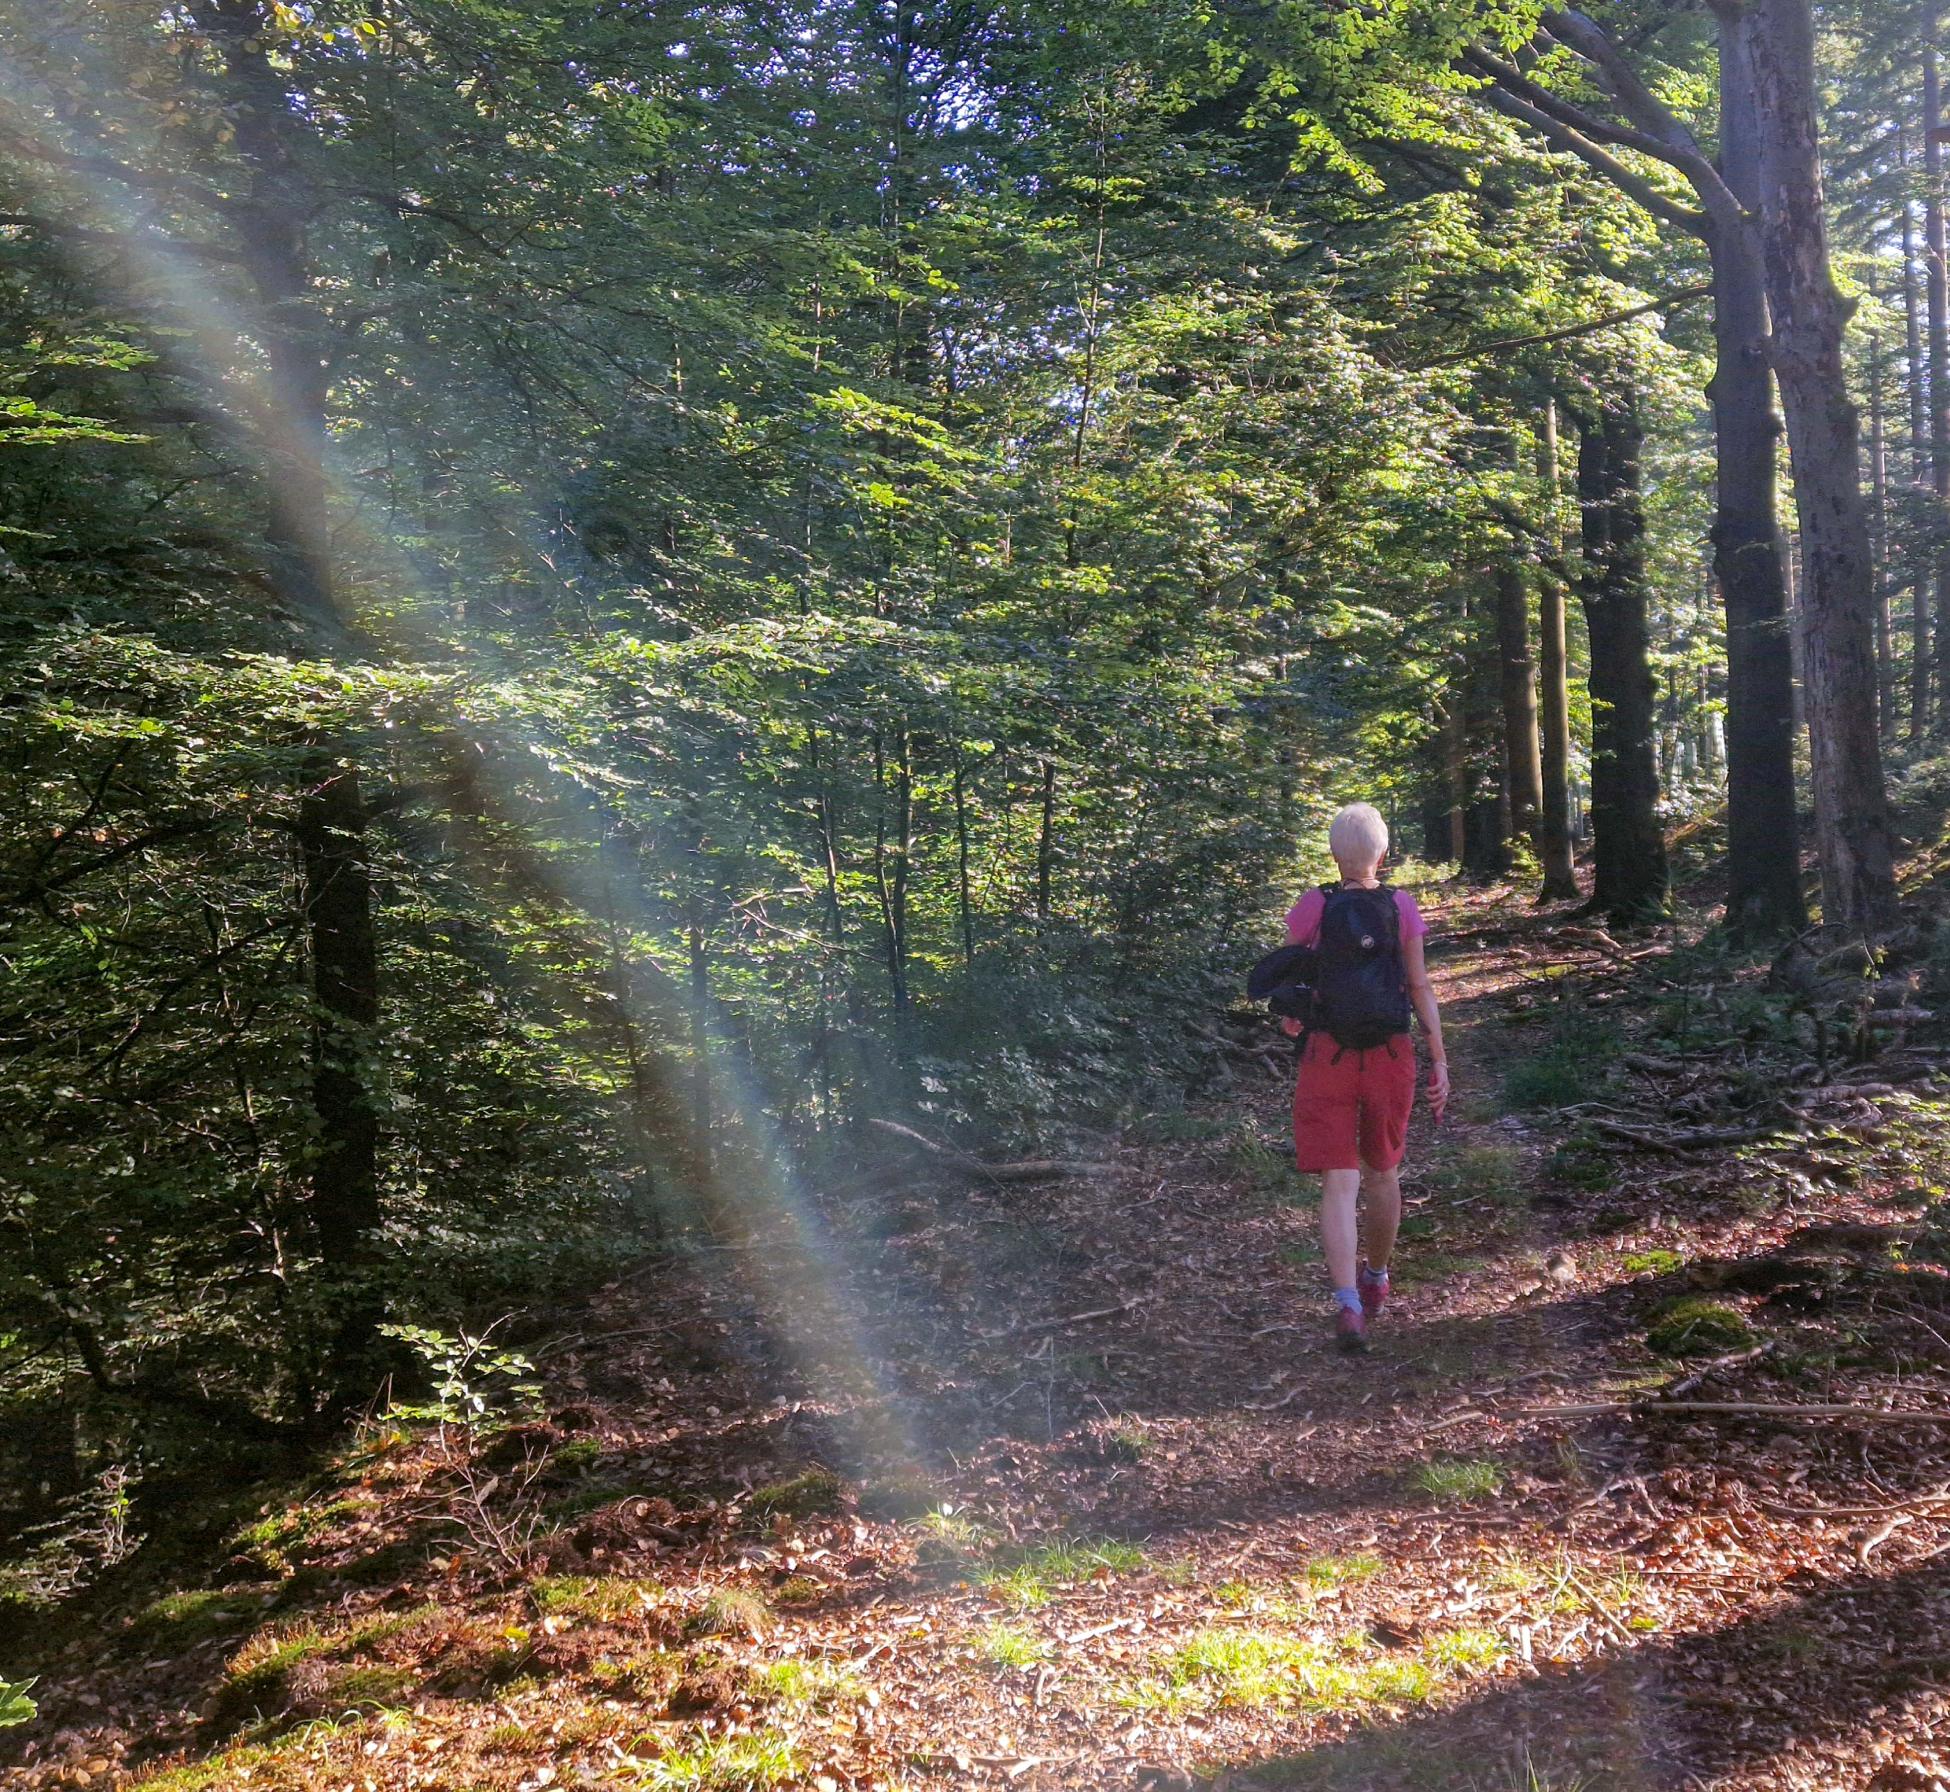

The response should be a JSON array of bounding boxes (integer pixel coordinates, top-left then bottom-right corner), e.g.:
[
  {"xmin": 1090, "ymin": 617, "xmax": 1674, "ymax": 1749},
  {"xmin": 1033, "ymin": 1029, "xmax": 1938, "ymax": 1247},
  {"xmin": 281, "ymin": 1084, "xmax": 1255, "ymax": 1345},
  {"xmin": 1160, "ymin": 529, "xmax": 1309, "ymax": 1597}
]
[{"xmin": 14, "ymin": 881, "xmax": 1950, "ymax": 1791}]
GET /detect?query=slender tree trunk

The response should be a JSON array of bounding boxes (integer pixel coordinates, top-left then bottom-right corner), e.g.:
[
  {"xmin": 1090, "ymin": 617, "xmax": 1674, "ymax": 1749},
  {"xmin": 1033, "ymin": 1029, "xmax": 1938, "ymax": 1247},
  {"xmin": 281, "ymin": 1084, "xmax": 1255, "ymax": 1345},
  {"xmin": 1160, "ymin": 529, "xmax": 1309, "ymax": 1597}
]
[
  {"xmin": 1927, "ymin": 8, "xmax": 1950, "ymax": 726},
  {"xmin": 1035, "ymin": 758, "xmax": 1056, "ymax": 926},
  {"xmin": 1441, "ymin": 692, "xmax": 1467, "ymax": 865},
  {"xmin": 1575, "ymin": 391, "xmax": 1671, "ymax": 925},
  {"xmin": 1870, "ymin": 324, "xmax": 1894, "ymax": 731},
  {"xmin": 1707, "ymin": 23, "xmax": 1807, "ymax": 932},
  {"xmin": 1744, "ymin": 0, "xmax": 1899, "ymax": 932},
  {"xmin": 871, "ymin": 725, "xmax": 911, "ymax": 1011},
  {"xmin": 295, "ymin": 761, "xmax": 381, "ymax": 1332},
  {"xmin": 202, "ymin": 0, "xmax": 384, "ymax": 1385},
  {"xmin": 1535, "ymin": 402, "xmax": 1581, "ymax": 900},
  {"xmin": 1904, "ymin": 146, "xmax": 1932, "ymax": 741},
  {"xmin": 1494, "ymin": 559, "xmax": 1543, "ymax": 850},
  {"xmin": 952, "ymin": 750, "xmax": 976, "ymax": 969}
]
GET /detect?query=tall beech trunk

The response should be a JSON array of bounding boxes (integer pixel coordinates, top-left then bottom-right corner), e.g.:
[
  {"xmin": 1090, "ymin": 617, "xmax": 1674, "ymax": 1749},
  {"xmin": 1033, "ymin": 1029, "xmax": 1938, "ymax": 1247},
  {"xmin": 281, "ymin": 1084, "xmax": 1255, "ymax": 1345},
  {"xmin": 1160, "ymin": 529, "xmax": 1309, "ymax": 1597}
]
[
  {"xmin": 1904, "ymin": 154, "xmax": 1932, "ymax": 740},
  {"xmin": 1744, "ymin": 0, "xmax": 1899, "ymax": 932},
  {"xmin": 1493, "ymin": 559, "xmax": 1543, "ymax": 850},
  {"xmin": 203, "ymin": 0, "xmax": 384, "ymax": 1381},
  {"xmin": 1707, "ymin": 23, "xmax": 1807, "ymax": 932},
  {"xmin": 1535, "ymin": 403, "xmax": 1581, "ymax": 900},
  {"xmin": 1575, "ymin": 392, "xmax": 1670, "ymax": 925},
  {"xmin": 1928, "ymin": 8, "xmax": 1950, "ymax": 722},
  {"xmin": 1870, "ymin": 325, "xmax": 1894, "ymax": 729}
]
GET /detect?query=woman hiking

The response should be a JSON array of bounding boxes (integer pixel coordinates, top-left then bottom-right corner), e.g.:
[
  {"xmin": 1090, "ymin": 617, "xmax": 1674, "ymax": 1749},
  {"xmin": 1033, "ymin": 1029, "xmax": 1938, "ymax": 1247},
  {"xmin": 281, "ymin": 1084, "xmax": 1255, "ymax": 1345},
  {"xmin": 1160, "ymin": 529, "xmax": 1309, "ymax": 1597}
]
[{"xmin": 1283, "ymin": 803, "xmax": 1449, "ymax": 1352}]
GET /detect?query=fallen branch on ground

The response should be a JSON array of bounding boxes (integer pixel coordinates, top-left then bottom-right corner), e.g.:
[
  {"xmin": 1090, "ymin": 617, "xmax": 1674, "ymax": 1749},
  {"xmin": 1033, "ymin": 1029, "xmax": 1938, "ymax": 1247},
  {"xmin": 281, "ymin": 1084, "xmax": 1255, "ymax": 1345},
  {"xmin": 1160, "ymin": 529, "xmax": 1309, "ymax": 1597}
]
[
  {"xmin": 1589, "ymin": 1117, "xmax": 1791, "ymax": 1154},
  {"xmin": 1524, "ymin": 1399, "xmax": 1950, "ymax": 1426},
  {"xmin": 868, "ymin": 1117, "xmax": 1102, "ymax": 1182}
]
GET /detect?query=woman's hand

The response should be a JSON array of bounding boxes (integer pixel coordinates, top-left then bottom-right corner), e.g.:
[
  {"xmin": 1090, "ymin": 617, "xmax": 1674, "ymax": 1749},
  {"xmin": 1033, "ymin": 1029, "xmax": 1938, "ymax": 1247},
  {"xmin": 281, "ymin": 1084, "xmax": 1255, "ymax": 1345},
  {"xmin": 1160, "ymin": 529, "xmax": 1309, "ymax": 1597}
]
[{"xmin": 1426, "ymin": 1057, "xmax": 1450, "ymax": 1124}]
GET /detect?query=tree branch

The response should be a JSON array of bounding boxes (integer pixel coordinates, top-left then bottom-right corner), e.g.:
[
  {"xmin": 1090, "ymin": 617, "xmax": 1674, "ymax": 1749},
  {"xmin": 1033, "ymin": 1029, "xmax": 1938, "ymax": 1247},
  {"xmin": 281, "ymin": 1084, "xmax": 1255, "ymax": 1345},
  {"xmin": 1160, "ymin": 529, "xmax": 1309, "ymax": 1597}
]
[
  {"xmin": 1541, "ymin": 8, "xmax": 1753, "ymax": 239},
  {"xmin": 0, "ymin": 212, "xmax": 245, "ymax": 265},
  {"xmin": 1410, "ymin": 283, "xmax": 1713, "ymax": 368},
  {"xmin": 1467, "ymin": 71, "xmax": 1708, "ymax": 234}
]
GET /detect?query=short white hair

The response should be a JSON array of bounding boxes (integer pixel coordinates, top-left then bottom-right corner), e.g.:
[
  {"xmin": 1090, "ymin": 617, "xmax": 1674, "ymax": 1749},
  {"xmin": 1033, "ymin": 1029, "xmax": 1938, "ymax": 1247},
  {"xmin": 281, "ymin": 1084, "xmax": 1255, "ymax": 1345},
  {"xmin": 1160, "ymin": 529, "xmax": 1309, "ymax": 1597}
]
[{"xmin": 1328, "ymin": 802, "xmax": 1389, "ymax": 866}]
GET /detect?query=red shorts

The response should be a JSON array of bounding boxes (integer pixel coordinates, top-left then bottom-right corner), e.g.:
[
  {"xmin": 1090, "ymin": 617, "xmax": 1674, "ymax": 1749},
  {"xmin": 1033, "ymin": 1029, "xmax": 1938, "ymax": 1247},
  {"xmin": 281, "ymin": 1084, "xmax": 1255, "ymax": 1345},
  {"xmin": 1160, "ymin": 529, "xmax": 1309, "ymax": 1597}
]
[{"xmin": 1291, "ymin": 1032, "xmax": 1416, "ymax": 1172}]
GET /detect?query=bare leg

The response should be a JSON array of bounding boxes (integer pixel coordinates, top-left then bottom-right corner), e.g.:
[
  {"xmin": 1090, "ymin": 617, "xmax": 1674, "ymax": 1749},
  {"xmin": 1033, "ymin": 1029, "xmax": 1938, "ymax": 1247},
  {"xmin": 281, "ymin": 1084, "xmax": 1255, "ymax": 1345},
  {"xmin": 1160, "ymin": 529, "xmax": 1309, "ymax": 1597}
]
[
  {"xmin": 1360, "ymin": 1163, "xmax": 1402, "ymax": 1272},
  {"xmin": 1319, "ymin": 1167, "xmax": 1361, "ymax": 1290}
]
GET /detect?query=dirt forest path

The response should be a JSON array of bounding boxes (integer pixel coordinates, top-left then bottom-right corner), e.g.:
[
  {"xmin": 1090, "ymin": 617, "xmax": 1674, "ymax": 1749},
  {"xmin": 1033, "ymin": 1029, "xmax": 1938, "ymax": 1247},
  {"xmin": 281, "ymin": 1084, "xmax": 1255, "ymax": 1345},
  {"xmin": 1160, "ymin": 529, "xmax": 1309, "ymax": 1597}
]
[{"xmin": 23, "ymin": 883, "xmax": 1950, "ymax": 1792}]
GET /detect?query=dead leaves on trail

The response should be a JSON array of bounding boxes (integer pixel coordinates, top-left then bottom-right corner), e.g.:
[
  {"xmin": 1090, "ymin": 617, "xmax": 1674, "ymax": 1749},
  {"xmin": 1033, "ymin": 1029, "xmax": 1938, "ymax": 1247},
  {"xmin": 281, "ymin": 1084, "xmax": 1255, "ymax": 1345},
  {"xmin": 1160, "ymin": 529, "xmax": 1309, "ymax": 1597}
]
[{"xmin": 20, "ymin": 883, "xmax": 1950, "ymax": 1789}]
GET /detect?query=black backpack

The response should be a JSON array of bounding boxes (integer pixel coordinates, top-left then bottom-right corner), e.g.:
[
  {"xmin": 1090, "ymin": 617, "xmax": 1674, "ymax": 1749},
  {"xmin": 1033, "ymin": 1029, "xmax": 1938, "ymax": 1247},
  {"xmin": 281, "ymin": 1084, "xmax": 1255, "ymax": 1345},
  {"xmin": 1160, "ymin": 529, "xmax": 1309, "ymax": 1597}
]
[{"xmin": 1247, "ymin": 884, "xmax": 1412, "ymax": 1049}]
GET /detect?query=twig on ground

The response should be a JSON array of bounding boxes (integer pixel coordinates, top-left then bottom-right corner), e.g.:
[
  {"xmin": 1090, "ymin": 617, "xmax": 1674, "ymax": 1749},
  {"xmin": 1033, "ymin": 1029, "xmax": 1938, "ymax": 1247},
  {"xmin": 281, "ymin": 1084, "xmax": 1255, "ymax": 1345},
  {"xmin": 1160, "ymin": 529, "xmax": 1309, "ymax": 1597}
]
[{"xmin": 1525, "ymin": 1398, "xmax": 1950, "ymax": 1426}]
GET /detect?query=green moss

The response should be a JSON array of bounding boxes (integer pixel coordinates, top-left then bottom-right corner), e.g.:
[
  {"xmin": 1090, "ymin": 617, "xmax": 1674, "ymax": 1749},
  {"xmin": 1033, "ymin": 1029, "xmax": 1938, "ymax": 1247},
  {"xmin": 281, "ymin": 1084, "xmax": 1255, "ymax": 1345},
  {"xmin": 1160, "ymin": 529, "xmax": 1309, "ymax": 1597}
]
[
  {"xmin": 1645, "ymin": 1297, "xmax": 1755, "ymax": 1357},
  {"xmin": 1622, "ymin": 1249, "xmax": 1683, "ymax": 1276},
  {"xmin": 322, "ymin": 1663, "xmax": 415, "ymax": 1709},
  {"xmin": 532, "ymin": 1574, "xmax": 659, "ymax": 1622},
  {"xmin": 551, "ymin": 1438, "xmax": 607, "ymax": 1474},
  {"xmin": 589, "ymin": 1649, "xmax": 684, "ymax": 1699},
  {"xmin": 127, "ymin": 1746, "xmax": 287, "ymax": 1791},
  {"xmin": 748, "ymin": 1467, "xmax": 845, "ymax": 1520},
  {"xmin": 127, "ymin": 1588, "xmax": 257, "ymax": 1651}
]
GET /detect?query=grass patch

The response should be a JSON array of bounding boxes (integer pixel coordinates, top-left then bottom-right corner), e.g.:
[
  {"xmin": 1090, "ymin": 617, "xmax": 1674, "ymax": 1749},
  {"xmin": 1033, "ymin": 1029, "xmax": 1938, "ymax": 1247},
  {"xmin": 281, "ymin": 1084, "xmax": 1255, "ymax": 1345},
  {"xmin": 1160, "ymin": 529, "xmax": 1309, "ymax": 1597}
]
[
  {"xmin": 1103, "ymin": 1419, "xmax": 1154, "ymax": 1462},
  {"xmin": 533, "ymin": 1574, "xmax": 658, "ymax": 1622},
  {"xmin": 686, "ymin": 1586, "xmax": 771, "ymax": 1638},
  {"xmin": 1422, "ymin": 1627, "xmax": 1505, "ymax": 1670},
  {"xmin": 1414, "ymin": 1457, "xmax": 1504, "ymax": 1503},
  {"xmin": 1504, "ymin": 1011, "xmax": 1619, "ymax": 1112},
  {"xmin": 748, "ymin": 1467, "xmax": 845, "ymax": 1520},
  {"xmin": 632, "ymin": 1730, "xmax": 800, "ymax": 1790},
  {"xmin": 1548, "ymin": 1137, "xmax": 1615, "ymax": 1192},
  {"xmin": 1122, "ymin": 1623, "xmax": 1496, "ymax": 1715},
  {"xmin": 979, "ymin": 1537, "xmax": 1148, "ymax": 1610},
  {"xmin": 977, "ymin": 1622, "xmax": 1053, "ymax": 1669},
  {"xmin": 1423, "ymin": 1144, "xmax": 1525, "ymax": 1205},
  {"xmin": 1645, "ymin": 1296, "xmax": 1755, "ymax": 1357},
  {"xmin": 1302, "ymin": 1552, "xmax": 1385, "ymax": 1589},
  {"xmin": 746, "ymin": 1658, "xmax": 863, "ymax": 1706},
  {"xmin": 1229, "ymin": 1132, "xmax": 1300, "ymax": 1202}
]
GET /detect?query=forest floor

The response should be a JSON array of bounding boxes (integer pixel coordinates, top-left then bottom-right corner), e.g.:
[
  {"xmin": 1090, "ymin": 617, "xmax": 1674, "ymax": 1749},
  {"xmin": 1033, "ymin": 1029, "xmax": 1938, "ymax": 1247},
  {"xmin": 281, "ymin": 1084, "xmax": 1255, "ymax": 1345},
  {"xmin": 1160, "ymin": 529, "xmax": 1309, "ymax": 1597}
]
[{"xmin": 17, "ymin": 881, "xmax": 1950, "ymax": 1792}]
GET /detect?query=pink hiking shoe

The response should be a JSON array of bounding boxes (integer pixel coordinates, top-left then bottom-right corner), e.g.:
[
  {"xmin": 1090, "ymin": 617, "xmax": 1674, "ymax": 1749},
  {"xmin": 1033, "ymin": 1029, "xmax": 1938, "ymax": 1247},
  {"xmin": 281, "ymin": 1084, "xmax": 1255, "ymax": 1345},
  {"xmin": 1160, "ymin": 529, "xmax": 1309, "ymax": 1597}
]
[
  {"xmin": 1359, "ymin": 1264, "xmax": 1390, "ymax": 1320},
  {"xmin": 1335, "ymin": 1306, "xmax": 1369, "ymax": 1354}
]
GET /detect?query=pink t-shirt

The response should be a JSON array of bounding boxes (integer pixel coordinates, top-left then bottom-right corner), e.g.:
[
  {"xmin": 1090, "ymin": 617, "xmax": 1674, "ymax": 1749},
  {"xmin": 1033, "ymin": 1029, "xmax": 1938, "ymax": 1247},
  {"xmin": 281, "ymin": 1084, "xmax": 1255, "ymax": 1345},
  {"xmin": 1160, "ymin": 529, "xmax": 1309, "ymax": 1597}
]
[
  {"xmin": 1281, "ymin": 885, "xmax": 1425, "ymax": 1036},
  {"xmin": 1284, "ymin": 885, "xmax": 1428, "ymax": 948}
]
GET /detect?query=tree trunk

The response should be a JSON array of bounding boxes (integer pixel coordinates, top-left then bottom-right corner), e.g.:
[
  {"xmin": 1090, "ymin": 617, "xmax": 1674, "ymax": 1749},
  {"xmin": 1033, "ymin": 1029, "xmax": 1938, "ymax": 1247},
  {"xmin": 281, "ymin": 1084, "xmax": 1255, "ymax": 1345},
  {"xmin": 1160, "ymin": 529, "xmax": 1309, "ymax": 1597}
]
[
  {"xmin": 1575, "ymin": 392, "xmax": 1671, "ymax": 925},
  {"xmin": 1904, "ymin": 141, "xmax": 1932, "ymax": 741},
  {"xmin": 1927, "ymin": 7, "xmax": 1950, "ymax": 728},
  {"xmin": 1535, "ymin": 402, "xmax": 1582, "ymax": 901},
  {"xmin": 1744, "ymin": 0, "xmax": 1899, "ymax": 932},
  {"xmin": 1441, "ymin": 693, "xmax": 1467, "ymax": 865},
  {"xmin": 1035, "ymin": 758, "xmax": 1056, "ymax": 927},
  {"xmin": 1494, "ymin": 559, "xmax": 1543, "ymax": 850},
  {"xmin": 295, "ymin": 760, "xmax": 381, "ymax": 1358},
  {"xmin": 1707, "ymin": 19, "xmax": 1807, "ymax": 933},
  {"xmin": 1870, "ymin": 324, "xmax": 1894, "ymax": 731},
  {"xmin": 203, "ymin": 0, "xmax": 384, "ymax": 1385}
]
